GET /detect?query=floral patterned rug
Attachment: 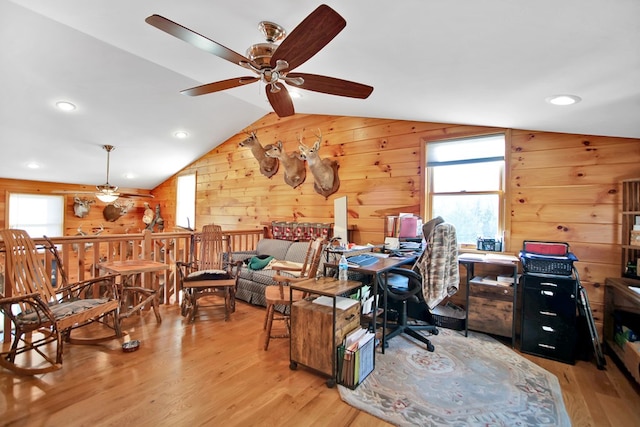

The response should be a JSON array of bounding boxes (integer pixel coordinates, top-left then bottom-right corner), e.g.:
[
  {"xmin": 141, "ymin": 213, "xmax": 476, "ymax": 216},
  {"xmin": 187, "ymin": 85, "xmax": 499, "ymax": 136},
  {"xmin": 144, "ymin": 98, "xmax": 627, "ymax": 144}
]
[{"xmin": 339, "ymin": 329, "xmax": 570, "ymax": 427}]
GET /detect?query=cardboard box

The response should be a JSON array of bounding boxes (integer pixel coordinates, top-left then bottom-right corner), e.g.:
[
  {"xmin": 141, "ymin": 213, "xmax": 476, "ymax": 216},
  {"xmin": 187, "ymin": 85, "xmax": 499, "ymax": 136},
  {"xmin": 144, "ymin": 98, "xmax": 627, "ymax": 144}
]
[{"xmin": 623, "ymin": 341, "xmax": 640, "ymax": 384}]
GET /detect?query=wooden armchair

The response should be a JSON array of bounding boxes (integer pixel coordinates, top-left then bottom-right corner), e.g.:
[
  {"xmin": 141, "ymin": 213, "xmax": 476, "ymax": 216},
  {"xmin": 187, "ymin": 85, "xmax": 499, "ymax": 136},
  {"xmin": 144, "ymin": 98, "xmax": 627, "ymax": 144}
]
[
  {"xmin": 176, "ymin": 224, "xmax": 241, "ymax": 322},
  {"xmin": 263, "ymin": 237, "xmax": 325, "ymax": 350},
  {"xmin": 0, "ymin": 229, "xmax": 122, "ymax": 375}
]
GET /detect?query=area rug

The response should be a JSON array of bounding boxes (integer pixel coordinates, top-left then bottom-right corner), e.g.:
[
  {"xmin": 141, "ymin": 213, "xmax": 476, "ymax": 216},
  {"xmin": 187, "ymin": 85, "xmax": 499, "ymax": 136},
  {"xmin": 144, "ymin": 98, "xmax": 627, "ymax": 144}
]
[{"xmin": 339, "ymin": 329, "xmax": 570, "ymax": 427}]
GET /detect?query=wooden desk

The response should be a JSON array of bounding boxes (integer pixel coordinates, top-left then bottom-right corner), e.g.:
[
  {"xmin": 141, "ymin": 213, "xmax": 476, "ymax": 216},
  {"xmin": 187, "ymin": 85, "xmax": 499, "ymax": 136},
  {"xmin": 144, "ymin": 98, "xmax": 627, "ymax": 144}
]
[
  {"xmin": 98, "ymin": 259, "xmax": 168, "ymax": 323},
  {"xmin": 458, "ymin": 254, "xmax": 520, "ymax": 347},
  {"xmin": 604, "ymin": 277, "xmax": 640, "ymax": 373},
  {"xmin": 325, "ymin": 255, "xmax": 419, "ymax": 353}
]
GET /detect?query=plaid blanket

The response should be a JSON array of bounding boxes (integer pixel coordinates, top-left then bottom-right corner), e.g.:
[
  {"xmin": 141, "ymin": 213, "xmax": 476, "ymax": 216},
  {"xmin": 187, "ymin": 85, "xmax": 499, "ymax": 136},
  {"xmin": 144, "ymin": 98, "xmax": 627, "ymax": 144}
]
[{"xmin": 418, "ymin": 223, "xmax": 459, "ymax": 309}]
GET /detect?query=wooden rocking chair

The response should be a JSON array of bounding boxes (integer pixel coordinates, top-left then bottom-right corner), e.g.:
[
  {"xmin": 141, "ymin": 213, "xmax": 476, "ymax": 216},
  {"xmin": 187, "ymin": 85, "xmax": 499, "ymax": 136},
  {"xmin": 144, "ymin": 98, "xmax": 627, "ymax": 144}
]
[{"xmin": 0, "ymin": 229, "xmax": 122, "ymax": 375}]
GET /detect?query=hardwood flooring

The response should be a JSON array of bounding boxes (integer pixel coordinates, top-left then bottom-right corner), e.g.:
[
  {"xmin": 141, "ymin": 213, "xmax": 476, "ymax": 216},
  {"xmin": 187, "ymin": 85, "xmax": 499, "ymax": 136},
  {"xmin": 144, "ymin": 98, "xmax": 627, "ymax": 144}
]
[{"xmin": 1, "ymin": 301, "xmax": 639, "ymax": 426}]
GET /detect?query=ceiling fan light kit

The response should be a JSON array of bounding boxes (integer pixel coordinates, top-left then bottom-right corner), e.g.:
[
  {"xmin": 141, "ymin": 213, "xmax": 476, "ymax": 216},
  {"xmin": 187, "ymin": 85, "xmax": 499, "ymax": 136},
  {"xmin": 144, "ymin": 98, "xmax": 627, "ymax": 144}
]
[
  {"xmin": 145, "ymin": 4, "xmax": 373, "ymax": 117},
  {"xmin": 95, "ymin": 145, "xmax": 121, "ymax": 202}
]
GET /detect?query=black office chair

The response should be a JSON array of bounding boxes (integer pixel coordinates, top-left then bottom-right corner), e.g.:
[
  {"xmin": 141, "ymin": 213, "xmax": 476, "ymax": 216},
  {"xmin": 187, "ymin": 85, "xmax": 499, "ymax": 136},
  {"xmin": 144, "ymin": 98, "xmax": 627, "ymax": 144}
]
[
  {"xmin": 383, "ymin": 268, "xmax": 438, "ymax": 351},
  {"xmin": 382, "ymin": 219, "xmax": 459, "ymax": 352}
]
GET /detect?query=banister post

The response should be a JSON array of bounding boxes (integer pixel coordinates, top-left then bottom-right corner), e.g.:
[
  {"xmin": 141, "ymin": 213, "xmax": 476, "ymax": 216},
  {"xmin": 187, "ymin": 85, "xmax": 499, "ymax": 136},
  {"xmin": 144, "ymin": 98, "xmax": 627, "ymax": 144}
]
[{"xmin": 142, "ymin": 229, "xmax": 153, "ymax": 260}]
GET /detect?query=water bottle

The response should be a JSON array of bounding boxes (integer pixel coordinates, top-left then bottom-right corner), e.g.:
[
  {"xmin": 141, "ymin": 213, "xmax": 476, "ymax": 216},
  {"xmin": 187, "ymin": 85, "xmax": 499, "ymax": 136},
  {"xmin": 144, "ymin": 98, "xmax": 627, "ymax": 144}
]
[{"xmin": 338, "ymin": 255, "xmax": 349, "ymax": 282}]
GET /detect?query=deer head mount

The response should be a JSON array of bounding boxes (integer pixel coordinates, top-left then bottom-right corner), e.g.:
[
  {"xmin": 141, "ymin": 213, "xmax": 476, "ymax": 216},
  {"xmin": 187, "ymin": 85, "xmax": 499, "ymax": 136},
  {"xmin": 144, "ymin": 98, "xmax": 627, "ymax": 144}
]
[
  {"xmin": 264, "ymin": 140, "xmax": 307, "ymax": 189},
  {"xmin": 239, "ymin": 130, "xmax": 279, "ymax": 178},
  {"xmin": 298, "ymin": 129, "xmax": 340, "ymax": 198},
  {"xmin": 73, "ymin": 197, "xmax": 95, "ymax": 218},
  {"xmin": 73, "ymin": 224, "xmax": 104, "ymax": 252},
  {"xmin": 103, "ymin": 200, "xmax": 135, "ymax": 222}
]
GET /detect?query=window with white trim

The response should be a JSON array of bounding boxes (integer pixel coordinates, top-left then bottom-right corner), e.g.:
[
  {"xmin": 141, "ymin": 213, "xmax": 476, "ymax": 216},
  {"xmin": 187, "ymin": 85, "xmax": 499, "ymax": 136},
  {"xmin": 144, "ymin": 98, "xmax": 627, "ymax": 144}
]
[
  {"xmin": 176, "ymin": 173, "xmax": 196, "ymax": 230},
  {"xmin": 8, "ymin": 193, "xmax": 64, "ymax": 237},
  {"xmin": 426, "ymin": 134, "xmax": 506, "ymax": 246}
]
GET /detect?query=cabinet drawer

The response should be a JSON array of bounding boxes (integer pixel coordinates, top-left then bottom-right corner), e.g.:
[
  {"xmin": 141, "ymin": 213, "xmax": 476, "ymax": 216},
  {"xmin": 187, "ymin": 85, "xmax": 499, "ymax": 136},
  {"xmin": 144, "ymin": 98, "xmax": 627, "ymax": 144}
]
[
  {"xmin": 523, "ymin": 286, "xmax": 576, "ymax": 319},
  {"xmin": 523, "ymin": 275, "xmax": 576, "ymax": 293},
  {"xmin": 521, "ymin": 320, "xmax": 576, "ymax": 363}
]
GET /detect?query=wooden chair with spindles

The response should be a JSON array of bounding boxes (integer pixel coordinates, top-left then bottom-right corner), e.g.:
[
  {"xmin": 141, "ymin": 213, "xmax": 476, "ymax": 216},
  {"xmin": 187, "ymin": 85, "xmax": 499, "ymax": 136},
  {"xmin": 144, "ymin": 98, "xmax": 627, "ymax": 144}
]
[
  {"xmin": 0, "ymin": 229, "xmax": 122, "ymax": 375},
  {"xmin": 263, "ymin": 237, "xmax": 325, "ymax": 350},
  {"xmin": 176, "ymin": 224, "xmax": 241, "ymax": 322}
]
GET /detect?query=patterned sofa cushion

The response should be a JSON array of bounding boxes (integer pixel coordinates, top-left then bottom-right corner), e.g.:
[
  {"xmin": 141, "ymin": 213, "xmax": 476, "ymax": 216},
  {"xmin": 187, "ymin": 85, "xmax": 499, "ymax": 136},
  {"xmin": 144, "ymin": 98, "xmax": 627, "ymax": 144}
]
[{"xmin": 255, "ymin": 239, "xmax": 293, "ymax": 260}]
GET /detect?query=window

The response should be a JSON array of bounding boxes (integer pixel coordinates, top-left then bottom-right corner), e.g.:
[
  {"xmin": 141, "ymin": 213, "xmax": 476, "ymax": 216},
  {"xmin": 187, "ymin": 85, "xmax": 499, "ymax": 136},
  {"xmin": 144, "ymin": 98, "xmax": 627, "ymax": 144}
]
[
  {"xmin": 426, "ymin": 134, "xmax": 506, "ymax": 246},
  {"xmin": 8, "ymin": 193, "xmax": 64, "ymax": 237},
  {"xmin": 176, "ymin": 173, "xmax": 196, "ymax": 229}
]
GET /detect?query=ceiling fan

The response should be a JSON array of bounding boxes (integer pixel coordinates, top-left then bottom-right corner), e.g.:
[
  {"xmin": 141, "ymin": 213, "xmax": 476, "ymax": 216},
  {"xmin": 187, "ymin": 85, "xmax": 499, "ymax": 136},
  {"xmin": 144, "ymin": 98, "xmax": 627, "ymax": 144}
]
[
  {"xmin": 55, "ymin": 145, "xmax": 153, "ymax": 202},
  {"xmin": 145, "ymin": 4, "xmax": 373, "ymax": 117}
]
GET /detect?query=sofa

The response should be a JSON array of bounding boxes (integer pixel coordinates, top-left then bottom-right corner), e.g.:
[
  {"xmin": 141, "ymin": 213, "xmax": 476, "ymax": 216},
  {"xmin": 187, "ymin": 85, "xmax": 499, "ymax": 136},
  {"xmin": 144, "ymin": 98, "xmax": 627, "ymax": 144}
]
[{"xmin": 231, "ymin": 239, "xmax": 327, "ymax": 308}]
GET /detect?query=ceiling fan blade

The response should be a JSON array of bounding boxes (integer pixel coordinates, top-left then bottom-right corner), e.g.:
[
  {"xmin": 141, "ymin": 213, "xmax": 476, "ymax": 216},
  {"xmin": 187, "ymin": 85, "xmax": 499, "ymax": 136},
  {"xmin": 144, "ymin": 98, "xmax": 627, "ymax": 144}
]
[
  {"xmin": 181, "ymin": 77, "xmax": 259, "ymax": 96},
  {"xmin": 145, "ymin": 14, "xmax": 257, "ymax": 68},
  {"xmin": 266, "ymin": 85, "xmax": 295, "ymax": 117},
  {"xmin": 287, "ymin": 73, "xmax": 373, "ymax": 99},
  {"xmin": 270, "ymin": 5, "xmax": 345, "ymax": 71},
  {"xmin": 119, "ymin": 192, "xmax": 155, "ymax": 199}
]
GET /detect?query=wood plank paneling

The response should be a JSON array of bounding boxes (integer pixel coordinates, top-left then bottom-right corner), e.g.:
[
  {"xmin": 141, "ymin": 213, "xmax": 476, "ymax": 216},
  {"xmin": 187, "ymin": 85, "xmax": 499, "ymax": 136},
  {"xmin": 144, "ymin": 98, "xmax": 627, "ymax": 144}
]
[{"xmin": 3, "ymin": 113, "xmax": 640, "ymax": 331}]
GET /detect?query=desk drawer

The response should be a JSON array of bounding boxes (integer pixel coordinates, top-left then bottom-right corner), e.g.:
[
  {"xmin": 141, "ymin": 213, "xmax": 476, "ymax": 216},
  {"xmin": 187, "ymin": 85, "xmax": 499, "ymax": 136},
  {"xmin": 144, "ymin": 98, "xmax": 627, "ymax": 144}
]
[{"xmin": 467, "ymin": 281, "xmax": 514, "ymax": 337}]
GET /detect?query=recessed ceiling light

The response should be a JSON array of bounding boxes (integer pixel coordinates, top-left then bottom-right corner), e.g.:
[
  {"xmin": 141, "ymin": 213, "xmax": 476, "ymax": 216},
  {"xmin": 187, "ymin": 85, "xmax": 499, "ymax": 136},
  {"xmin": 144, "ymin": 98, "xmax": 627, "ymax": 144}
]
[
  {"xmin": 55, "ymin": 101, "xmax": 76, "ymax": 111},
  {"xmin": 124, "ymin": 172, "xmax": 136, "ymax": 179},
  {"xmin": 174, "ymin": 131, "xmax": 189, "ymax": 139},
  {"xmin": 546, "ymin": 95, "xmax": 582, "ymax": 106},
  {"xmin": 26, "ymin": 161, "xmax": 40, "ymax": 169}
]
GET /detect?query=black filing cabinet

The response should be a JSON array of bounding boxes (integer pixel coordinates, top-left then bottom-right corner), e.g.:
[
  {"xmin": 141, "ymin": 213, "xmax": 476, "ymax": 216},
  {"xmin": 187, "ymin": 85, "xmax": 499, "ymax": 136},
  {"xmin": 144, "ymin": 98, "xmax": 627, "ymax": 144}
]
[{"xmin": 521, "ymin": 274, "xmax": 578, "ymax": 364}]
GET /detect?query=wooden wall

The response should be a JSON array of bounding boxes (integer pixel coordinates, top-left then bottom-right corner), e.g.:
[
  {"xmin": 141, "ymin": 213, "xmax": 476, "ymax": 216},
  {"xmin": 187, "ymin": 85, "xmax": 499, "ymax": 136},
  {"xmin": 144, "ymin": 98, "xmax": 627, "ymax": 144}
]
[
  {"xmin": 151, "ymin": 112, "xmax": 640, "ymax": 335},
  {"xmin": 3, "ymin": 112, "xmax": 640, "ymax": 336},
  {"xmin": 0, "ymin": 177, "xmax": 153, "ymax": 236}
]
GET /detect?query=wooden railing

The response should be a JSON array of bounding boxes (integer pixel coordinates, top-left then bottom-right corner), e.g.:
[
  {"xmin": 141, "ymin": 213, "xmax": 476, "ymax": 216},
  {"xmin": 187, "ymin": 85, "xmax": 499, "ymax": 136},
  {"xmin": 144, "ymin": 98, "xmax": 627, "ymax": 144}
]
[{"xmin": 0, "ymin": 228, "xmax": 265, "ymax": 307}]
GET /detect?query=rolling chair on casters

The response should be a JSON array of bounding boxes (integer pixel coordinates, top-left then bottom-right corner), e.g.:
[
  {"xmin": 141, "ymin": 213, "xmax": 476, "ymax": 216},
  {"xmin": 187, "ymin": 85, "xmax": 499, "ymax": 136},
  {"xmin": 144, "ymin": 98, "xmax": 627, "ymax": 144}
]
[
  {"xmin": 381, "ymin": 218, "xmax": 460, "ymax": 352},
  {"xmin": 383, "ymin": 268, "xmax": 438, "ymax": 352}
]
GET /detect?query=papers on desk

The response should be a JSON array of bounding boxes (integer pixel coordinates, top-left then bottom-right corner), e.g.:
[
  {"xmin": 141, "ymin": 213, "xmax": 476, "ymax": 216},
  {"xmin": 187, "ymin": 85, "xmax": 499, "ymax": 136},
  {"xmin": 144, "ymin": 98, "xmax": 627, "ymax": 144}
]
[
  {"xmin": 459, "ymin": 252, "xmax": 519, "ymax": 264},
  {"xmin": 312, "ymin": 295, "xmax": 359, "ymax": 310}
]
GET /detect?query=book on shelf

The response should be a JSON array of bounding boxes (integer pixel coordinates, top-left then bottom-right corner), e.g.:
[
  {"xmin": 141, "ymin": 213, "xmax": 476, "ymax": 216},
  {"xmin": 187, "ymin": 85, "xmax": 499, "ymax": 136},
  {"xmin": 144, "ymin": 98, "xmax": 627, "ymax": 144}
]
[{"xmin": 470, "ymin": 275, "xmax": 517, "ymax": 287}]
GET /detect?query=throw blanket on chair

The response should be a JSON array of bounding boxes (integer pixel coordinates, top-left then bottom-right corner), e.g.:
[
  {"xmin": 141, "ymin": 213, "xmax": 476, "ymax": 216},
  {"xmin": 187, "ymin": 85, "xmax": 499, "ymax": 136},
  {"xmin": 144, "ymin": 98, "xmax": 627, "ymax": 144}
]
[{"xmin": 418, "ymin": 223, "xmax": 460, "ymax": 309}]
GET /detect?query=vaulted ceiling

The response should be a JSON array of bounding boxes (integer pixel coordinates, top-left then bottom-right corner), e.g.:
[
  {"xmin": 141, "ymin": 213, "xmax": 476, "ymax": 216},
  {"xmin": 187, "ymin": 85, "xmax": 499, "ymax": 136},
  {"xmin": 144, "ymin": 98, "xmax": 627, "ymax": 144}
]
[{"xmin": 2, "ymin": 0, "xmax": 639, "ymax": 190}]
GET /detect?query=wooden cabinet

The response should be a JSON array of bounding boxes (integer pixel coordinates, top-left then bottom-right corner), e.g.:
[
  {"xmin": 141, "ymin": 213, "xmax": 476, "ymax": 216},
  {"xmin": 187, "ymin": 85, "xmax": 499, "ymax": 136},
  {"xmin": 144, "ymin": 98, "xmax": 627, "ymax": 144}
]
[
  {"xmin": 289, "ymin": 277, "xmax": 364, "ymax": 387},
  {"xmin": 291, "ymin": 298, "xmax": 360, "ymax": 378},
  {"xmin": 604, "ymin": 278, "xmax": 640, "ymax": 383},
  {"xmin": 467, "ymin": 279, "xmax": 515, "ymax": 338},
  {"xmin": 622, "ymin": 178, "xmax": 640, "ymax": 279},
  {"xmin": 521, "ymin": 274, "xmax": 578, "ymax": 364},
  {"xmin": 458, "ymin": 255, "xmax": 520, "ymax": 347}
]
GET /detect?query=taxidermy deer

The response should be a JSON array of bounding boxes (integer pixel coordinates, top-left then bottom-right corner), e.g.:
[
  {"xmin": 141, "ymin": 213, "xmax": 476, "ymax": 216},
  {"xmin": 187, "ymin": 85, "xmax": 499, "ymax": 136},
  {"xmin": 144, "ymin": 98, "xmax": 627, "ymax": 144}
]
[
  {"xmin": 264, "ymin": 140, "xmax": 306, "ymax": 188},
  {"xmin": 298, "ymin": 129, "xmax": 340, "ymax": 198},
  {"xmin": 103, "ymin": 200, "xmax": 135, "ymax": 222},
  {"xmin": 72, "ymin": 224, "xmax": 104, "ymax": 252},
  {"xmin": 239, "ymin": 130, "xmax": 279, "ymax": 178},
  {"xmin": 73, "ymin": 197, "xmax": 95, "ymax": 218}
]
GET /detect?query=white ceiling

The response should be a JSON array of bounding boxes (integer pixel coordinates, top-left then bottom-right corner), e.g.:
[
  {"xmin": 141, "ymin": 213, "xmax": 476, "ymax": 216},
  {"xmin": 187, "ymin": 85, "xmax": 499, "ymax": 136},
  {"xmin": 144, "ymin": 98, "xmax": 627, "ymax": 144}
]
[{"xmin": 2, "ymin": 0, "xmax": 639, "ymax": 190}]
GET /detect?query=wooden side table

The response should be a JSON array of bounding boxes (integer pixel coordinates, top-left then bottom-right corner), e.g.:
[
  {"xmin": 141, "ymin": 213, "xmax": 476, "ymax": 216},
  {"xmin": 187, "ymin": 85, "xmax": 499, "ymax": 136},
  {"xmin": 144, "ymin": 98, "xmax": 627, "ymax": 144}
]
[
  {"xmin": 98, "ymin": 259, "xmax": 168, "ymax": 323},
  {"xmin": 289, "ymin": 277, "xmax": 364, "ymax": 387}
]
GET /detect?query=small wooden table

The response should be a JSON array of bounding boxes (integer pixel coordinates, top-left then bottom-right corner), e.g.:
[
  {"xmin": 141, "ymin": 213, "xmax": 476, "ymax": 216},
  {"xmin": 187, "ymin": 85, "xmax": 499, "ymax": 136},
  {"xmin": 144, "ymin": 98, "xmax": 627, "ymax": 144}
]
[
  {"xmin": 289, "ymin": 277, "xmax": 365, "ymax": 387},
  {"xmin": 98, "ymin": 259, "xmax": 168, "ymax": 323}
]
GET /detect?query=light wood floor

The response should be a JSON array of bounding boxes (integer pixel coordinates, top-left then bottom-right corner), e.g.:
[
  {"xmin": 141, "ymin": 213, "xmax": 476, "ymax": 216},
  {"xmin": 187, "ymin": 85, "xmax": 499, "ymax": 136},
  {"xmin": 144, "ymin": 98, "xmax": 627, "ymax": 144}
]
[{"xmin": 1, "ymin": 301, "xmax": 640, "ymax": 427}]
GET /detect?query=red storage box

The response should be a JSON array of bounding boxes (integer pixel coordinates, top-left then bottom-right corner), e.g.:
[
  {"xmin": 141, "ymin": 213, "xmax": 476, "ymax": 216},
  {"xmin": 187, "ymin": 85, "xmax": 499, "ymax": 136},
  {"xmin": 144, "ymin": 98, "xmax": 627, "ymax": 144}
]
[{"xmin": 523, "ymin": 241, "xmax": 569, "ymax": 256}]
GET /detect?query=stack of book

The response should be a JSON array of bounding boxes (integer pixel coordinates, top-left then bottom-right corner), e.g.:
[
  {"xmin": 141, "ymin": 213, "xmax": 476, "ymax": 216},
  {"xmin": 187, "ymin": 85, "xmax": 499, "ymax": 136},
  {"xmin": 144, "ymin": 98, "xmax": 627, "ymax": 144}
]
[{"xmin": 338, "ymin": 327, "xmax": 375, "ymax": 389}]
